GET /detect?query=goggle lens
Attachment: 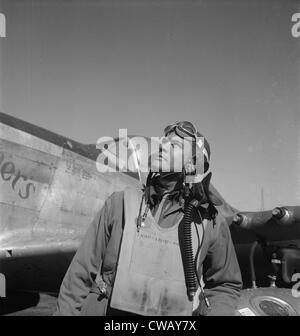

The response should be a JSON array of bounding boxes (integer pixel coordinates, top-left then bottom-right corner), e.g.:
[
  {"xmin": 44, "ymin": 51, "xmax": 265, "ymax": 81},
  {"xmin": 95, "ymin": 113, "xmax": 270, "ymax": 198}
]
[{"xmin": 164, "ymin": 121, "xmax": 197, "ymax": 138}]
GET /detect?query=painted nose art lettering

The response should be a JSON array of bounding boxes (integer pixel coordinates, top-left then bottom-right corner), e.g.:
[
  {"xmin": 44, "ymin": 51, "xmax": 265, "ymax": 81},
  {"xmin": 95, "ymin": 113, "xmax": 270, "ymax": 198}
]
[{"xmin": 0, "ymin": 151, "xmax": 36, "ymax": 199}]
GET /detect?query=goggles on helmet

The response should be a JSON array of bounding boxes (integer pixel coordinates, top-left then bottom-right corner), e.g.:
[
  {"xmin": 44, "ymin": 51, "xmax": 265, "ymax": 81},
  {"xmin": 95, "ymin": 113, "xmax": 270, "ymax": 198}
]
[
  {"xmin": 164, "ymin": 121, "xmax": 197, "ymax": 140},
  {"xmin": 164, "ymin": 121, "xmax": 208, "ymax": 158}
]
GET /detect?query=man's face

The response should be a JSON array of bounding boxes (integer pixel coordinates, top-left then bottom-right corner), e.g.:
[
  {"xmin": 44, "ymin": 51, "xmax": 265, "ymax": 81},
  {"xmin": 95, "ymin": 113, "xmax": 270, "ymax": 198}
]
[{"xmin": 149, "ymin": 132, "xmax": 194, "ymax": 173}]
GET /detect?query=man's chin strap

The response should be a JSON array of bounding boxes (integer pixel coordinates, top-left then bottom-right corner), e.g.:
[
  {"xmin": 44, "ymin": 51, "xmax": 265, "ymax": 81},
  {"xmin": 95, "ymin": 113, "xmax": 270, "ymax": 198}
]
[{"xmin": 143, "ymin": 170, "xmax": 218, "ymax": 210}]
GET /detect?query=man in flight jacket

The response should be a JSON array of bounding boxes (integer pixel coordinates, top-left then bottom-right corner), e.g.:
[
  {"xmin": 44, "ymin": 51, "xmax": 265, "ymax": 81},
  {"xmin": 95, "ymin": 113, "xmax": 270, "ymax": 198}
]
[{"xmin": 55, "ymin": 121, "xmax": 242, "ymax": 316}]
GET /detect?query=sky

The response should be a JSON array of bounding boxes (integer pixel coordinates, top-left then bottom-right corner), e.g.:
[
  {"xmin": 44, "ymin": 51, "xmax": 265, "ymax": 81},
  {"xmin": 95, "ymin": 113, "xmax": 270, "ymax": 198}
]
[{"xmin": 0, "ymin": 0, "xmax": 299, "ymax": 210}]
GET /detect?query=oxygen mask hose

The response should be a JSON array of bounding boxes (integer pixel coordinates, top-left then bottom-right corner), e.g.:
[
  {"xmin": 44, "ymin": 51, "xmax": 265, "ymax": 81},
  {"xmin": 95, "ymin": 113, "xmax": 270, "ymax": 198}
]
[{"xmin": 182, "ymin": 198, "xmax": 201, "ymax": 300}]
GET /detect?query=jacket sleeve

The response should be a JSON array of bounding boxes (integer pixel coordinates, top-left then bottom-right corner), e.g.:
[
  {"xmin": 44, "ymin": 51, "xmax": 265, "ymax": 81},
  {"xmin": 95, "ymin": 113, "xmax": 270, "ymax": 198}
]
[
  {"xmin": 199, "ymin": 217, "xmax": 243, "ymax": 316},
  {"xmin": 54, "ymin": 193, "xmax": 116, "ymax": 316}
]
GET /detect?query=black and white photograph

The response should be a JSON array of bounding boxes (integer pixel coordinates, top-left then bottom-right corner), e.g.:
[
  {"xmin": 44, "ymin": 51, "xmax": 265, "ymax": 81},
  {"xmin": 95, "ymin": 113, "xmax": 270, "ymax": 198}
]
[{"xmin": 0, "ymin": 0, "xmax": 299, "ymax": 319}]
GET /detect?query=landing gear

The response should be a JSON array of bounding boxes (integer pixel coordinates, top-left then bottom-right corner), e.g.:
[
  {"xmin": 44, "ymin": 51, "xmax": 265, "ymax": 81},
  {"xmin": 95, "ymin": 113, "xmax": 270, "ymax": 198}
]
[
  {"xmin": 237, "ymin": 242, "xmax": 300, "ymax": 316},
  {"xmin": 237, "ymin": 287, "xmax": 300, "ymax": 316}
]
